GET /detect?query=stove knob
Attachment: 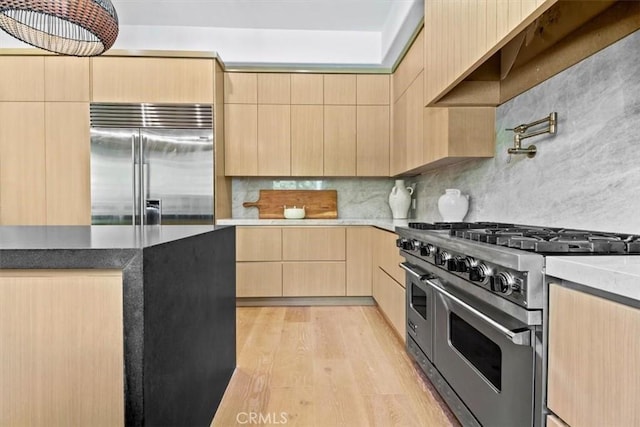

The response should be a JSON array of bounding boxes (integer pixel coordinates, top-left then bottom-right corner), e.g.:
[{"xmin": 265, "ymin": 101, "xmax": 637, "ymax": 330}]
[
  {"xmin": 490, "ymin": 272, "xmax": 514, "ymax": 294},
  {"xmin": 420, "ymin": 243, "xmax": 436, "ymax": 257},
  {"xmin": 463, "ymin": 257, "xmax": 477, "ymax": 272},
  {"xmin": 436, "ymin": 250, "xmax": 451, "ymax": 266},
  {"xmin": 469, "ymin": 263, "xmax": 490, "ymax": 283},
  {"xmin": 411, "ymin": 240, "xmax": 422, "ymax": 251},
  {"xmin": 396, "ymin": 238, "xmax": 413, "ymax": 250}
]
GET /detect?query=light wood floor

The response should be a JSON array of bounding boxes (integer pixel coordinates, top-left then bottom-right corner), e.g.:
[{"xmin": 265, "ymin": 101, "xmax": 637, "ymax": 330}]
[{"xmin": 211, "ymin": 306, "xmax": 457, "ymax": 426}]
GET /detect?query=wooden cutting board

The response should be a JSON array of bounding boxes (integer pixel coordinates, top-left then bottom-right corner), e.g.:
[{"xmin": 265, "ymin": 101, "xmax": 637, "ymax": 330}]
[{"xmin": 243, "ymin": 190, "xmax": 337, "ymax": 219}]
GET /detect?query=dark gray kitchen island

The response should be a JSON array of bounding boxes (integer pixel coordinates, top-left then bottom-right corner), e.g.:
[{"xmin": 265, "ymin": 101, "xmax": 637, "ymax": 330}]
[{"xmin": 0, "ymin": 225, "xmax": 236, "ymax": 427}]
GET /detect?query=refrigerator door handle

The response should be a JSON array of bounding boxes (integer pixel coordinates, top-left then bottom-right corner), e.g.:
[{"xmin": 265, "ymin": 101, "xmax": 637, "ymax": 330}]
[
  {"xmin": 131, "ymin": 135, "xmax": 136, "ymax": 225},
  {"xmin": 139, "ymin": 133, "xmax": 145, "ymax": 226}
]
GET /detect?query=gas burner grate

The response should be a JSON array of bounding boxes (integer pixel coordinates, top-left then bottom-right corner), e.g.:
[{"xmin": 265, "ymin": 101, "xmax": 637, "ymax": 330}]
[{"xmin": 448, "ymin": 224, "xmax": 640, "ymax": 254}]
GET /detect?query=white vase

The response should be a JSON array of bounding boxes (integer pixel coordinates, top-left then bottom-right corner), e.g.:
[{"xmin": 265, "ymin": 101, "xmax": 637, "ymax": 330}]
[
  {"xmin": 389, "ymin": 179, "xmax": 414, "ymax": 219},
  {"xmin": 437, "ymin": 189, "xmax": 469, "ymax": 222}
]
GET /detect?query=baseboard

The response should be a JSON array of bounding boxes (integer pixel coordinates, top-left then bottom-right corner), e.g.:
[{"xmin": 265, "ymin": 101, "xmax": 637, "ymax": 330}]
[{"xmin": 236, "ymin": 296, "xmax": 376, "ymax": 306}]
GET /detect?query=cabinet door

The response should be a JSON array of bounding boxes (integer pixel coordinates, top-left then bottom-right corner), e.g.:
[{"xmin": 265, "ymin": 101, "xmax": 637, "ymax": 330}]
[
  {"xmin": 324, "ymin": 106, "xmax": 356, "ymax": 176},
  {"xmin": 282, "ymin": 262, "xmax": 346, "ymax": 297},
  {"xmin": 237, "ymin": 262, "xmax": 282, "ymax": 297},
  {"xmin": 0, "ymin": 270, "xmax": 124, "ymax": 426},
  {"xmin": 236, "ymin": 227, "xmax": 282, "ymax": 261},
  {"xmin": 392, "ymin": 30, "xmax": 424, "ymax": 103},
  {"xmin": 356, "ymin": 106, "xmax": 389, "ymax": 176},
  {"xmin": 257, "ymin": 73, "xmax": 290, "ymax": 104},
  {"xmin": 45, "ymin": 103, "xmax": 91, "ymax": 225},
  {"xmin": 291, "ymin": 105, "xmax": 323, "ymax": 176},
  {"xmin": 356, "ymin": 75, "xmax": 390, "ymax": 105},
  {"xmin": 291, "ymin": 74, "xmax": 323, "ymax": 104},
  {"xmin": 0, "ymin": 57, "xmax": 44, "ymax": 101},
  {"xmin": 224, "ymin": 104, "xmax": 258, "ymax": 175},
  {"xmin": 373, "ymin": 267, "xmax": 406, "ymax": 341},
  {"xmin": 548, "ymin": 284, "xmax": 640, "ymax": 427},
  {"xmin": 91, "ymin": 57, "xmax": 214, "ymax": 103},
  {"xmin": 224, "ymin": 73, "xmax": 257, "ymax": 104},
  {"xmin": 390, "ymin": 92, "xmax": 408, "ymax": 175},
  {"xmin": 282, "ymin": 227, "xmax": 345, "ymax": 261},
  {"xmin": 44, "ymin": 57, "xmax": 90, "ymax": 102},
  {"xmin": 405, "ymin": 72, "xmax": 424, "ymax": 171},
  {"xmin": 346, "ymin": 227, "xmax": 373, "ymax": 296},
  {"xmin": 257, "ymin": 105, "xmax": 290, "ymax": 176},
  {"xmin": 324, "ymin": 74, "xmax": 356, "ymax": 105},
  {"xmin": 0, "ymin": 102, "xmax": 46, "ymax": 225}
]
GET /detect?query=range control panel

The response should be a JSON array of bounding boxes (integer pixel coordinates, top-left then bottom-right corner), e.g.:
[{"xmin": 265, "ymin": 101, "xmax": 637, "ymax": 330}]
[{"xmin": 397, "ymin": 237, "xmax": 530, "ymax": 307}]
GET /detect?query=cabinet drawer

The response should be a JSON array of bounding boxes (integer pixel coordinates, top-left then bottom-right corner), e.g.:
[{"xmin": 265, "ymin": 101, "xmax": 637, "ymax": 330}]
[
  {"xmin": 376, "ymin": 230, "xmax": 405, "ymax": 287},
  {"xmin": 282, "ymin": 227, "xmax": 345, "ymax": 261},
  {"xmin": 282, "ymin": 262, "xmax": 346, "ymax": 297},
  {"xmin": 236, "ymin": 227, "xmax": 282, "ymax": 261},
  {"xmin": 237, "ymin": 262, "xmax": 282, "ymax": 297},
  {"xmin": 373, "ymin": 268, "xmax": 406, "ymax": 340}
]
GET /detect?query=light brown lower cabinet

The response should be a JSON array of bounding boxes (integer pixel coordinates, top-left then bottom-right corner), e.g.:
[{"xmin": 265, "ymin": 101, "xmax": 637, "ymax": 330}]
[
  {"xmin": 548, "ymin": 283, "xmax": 640, "ymax": 427},
  {"xmin": 372, "ymin": 267, "xmax": 406, "ymax": 341},
  {"xmin": 0, "ymin": 269, "xmax": 124, "ymax": 426},
  {"xmin": 373, "ymin": 227, "xmax": 405, "ymax": 286},
  {"xmin": 282, "ymin": 262, "xmax": 346, "ymax": 297},
  {"xmin": 546, "ymin": 414, "xmax": 568, "ymax": 427},
  {"xmin": 236, "ymin": 262, "xmax": 282, "ymax": 297}
]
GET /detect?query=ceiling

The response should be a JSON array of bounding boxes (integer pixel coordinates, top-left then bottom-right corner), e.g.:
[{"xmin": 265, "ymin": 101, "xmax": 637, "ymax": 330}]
[{"xmin": 0, "ymin": 0, "xmax": 423, "ymax": 70}]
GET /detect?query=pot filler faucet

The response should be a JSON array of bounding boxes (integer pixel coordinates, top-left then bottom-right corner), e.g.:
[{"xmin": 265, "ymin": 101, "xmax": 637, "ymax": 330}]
[{"xmin": 507, "ymin": 112, "xmax": 557, "ymax": 158}]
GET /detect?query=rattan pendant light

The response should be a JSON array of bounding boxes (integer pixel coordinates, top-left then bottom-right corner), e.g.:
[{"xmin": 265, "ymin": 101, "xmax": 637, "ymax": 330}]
[{"xmin": 0, "ymin": 0, "xmax": 119, "ymax": 56}]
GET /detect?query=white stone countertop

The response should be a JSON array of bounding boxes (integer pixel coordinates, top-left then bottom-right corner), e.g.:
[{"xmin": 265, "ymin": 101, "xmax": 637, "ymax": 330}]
[
  {"xmin": 546, "ymin": 256, "xmax": 640, "ymax": 302},
  {"xmin": 215, "ymin": 218, "xmax": 407, "ymax": 232}
]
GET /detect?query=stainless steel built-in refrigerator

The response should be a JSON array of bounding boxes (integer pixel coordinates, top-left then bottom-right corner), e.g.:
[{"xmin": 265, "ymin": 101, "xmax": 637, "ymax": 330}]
[{"xmin": 90, "ymin": 103, "xmax": 214, "ymax": 225}]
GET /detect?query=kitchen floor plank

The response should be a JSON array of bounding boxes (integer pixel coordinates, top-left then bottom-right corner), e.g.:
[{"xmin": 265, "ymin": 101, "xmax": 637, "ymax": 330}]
[{"xmin": 211, "ymin": 306, "xmax": 456, "ymax": 427}]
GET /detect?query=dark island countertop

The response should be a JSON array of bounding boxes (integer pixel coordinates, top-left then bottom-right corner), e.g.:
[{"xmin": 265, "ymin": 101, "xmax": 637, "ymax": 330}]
[{"xmin": 0, "ymin": 225, "xmax": 236, "ymax": 427}]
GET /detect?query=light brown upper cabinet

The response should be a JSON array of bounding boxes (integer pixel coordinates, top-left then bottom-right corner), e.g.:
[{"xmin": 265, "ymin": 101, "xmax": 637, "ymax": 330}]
[
  {"xmin": 224, "ymin": 72, "xmax": 257, "ymax": 104},
  {"xmin": 404, "ymin": 72, "xmax": 425, "ymax": 172},
  {"xmin": 392, "ymin": 29, "xmax": 423, "ymax": 103},
  {"xmin": 0, "ymin": 102, "xmax": 46, "ymax": 225},
  {"xmin": 390, "ymin": 91, "xmax": 408, "ymax": 176},
  {"xmin": 224, "ymin": 104, "xmax": 258, "ymax": 175},
  {"xmin": 324, "ymin": 74, "xmax": 356, "ymax": 105},
  {"xmin": 423, "ymin": 107, "xmax": 495, "ymax": 169},
  {"xmin": 257, "ymin": 105, "xmax": 290, "ymax": 176},
  {"xmin": 357, "ymin": 74, "xmax": 390, "ymax": 105},
  {"xmin": 291, "ymin": 74, "xmax": 323, "ymax": 104},
  {"xmin": 91, "ymin": 57, "xmax": 214, "ymax": 103},
  {"xmin": 291, "ymin": 105, "xmax": 323, "ymax": 176},
  {"xmin": 357, "ymin": 105, "xmax": 390, "ymax": 176},
  {"xmin": 257, "ymin": 73, "xmax": 290, "ymax": 104},
  {"xmin": 45, "ymin": 103, "xmax": 91, "ymax": 225},
  {"xmin": 324, "ymin": 105, "xmax": 356, "ymax": 176},
  {"xmin": 0, "ymin": 57, "xmax": 44, "ymax": 101},
  {"xmin": 424, "ymin": 0, "xmax": 556, "ymax": 105},
  {"xmin": 44, "ymin": 57, "xmax": 90, "ymax": 102}
]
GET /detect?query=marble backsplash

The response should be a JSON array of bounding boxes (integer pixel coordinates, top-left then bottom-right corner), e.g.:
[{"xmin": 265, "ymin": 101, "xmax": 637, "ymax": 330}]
[
  {"xmin": 411, "ymin": 29, "xmax": 640, "ymax": 235},
  {"xmin": 232, "ymin": 178, "xmax": 396, "ymax": 219}
]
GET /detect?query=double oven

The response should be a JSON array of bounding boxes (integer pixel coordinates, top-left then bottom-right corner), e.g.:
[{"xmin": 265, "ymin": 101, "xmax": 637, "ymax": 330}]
[{"xmin": 397, "ymin": 224, "xmax": 545, "ymax": 427}]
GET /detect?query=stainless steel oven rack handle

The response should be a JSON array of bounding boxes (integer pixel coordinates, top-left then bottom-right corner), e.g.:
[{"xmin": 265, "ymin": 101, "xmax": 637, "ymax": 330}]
[{"xmin": 423, "ymin": 278, "xmax": 531, "ymax": 347}]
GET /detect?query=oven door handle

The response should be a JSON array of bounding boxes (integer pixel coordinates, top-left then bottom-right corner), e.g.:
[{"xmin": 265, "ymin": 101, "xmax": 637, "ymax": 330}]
[
  {"xmin": 399, "ymin": 262, "xmax": 428, "ymax": 280},
  {"xmin": 425, "ymin": 279, "xmax": 531, "ymax": 346}
]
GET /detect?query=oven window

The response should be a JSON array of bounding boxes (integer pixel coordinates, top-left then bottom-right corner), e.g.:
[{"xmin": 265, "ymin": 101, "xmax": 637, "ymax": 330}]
[
  {"xmin": 450, "ymin": 312, "xmax": 502, "ymax": 390},
  {"xmin": 411, "ymin": 283, "xmax": 427, "ymax": 319}
]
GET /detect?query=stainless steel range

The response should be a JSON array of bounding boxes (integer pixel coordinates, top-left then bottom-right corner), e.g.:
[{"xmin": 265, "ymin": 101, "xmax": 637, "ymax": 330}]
[{"xmin": 396, "ymin": 222, "xmax": 640, "ymax": 427}]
